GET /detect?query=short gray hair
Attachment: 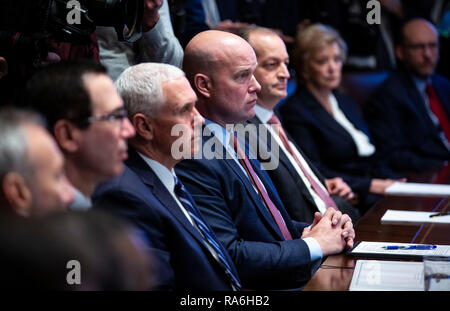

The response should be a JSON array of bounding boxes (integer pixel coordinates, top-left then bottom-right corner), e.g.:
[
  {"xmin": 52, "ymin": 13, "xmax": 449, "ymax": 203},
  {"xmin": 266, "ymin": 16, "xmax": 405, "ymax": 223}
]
[
  {"xmin": 0, "ymin": 108, "xmax": 45, "ymax": 181},
  {"xmin": 115, "ymin": 63, "xmax": 185, "ymax": 119}
]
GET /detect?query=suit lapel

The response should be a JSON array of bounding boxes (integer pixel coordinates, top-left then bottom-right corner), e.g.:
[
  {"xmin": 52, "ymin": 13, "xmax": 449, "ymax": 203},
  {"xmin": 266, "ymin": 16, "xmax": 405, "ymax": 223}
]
[
  {"xmin": 248, "ymin": 116, "xmax": 320, "ymax": 208},
  {"xmin": 205, "ymin": 130, "xmax": 286, "ymax": 240},
  {"xmin": 302, "ymin": 88, "xmax": 357, "ymax": 149},
  {"xmin": 125, "ymin": 148, "xmax": 214, "ymax": 250}
]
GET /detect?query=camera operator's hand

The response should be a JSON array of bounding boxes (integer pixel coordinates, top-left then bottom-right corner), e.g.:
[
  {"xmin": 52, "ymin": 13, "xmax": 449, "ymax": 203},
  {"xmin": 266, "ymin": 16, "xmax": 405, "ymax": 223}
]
[
  {"xmin": 142, "ymin": 0, "xmax": 163, "ymax": 32},
  {"xmin": 0, "ymin": 56, "xmax": 7, "ymax": 80}
]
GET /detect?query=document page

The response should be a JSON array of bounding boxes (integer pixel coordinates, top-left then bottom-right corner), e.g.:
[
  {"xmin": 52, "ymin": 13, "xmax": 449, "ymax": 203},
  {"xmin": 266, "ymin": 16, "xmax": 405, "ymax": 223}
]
[
  {"xmin": 385, "ymin": 182, "xmax": 450, "ymax": 197},
  {"xmin": 381, "ymin": 209, "xmax": 450, "ymax": 224},
  {"xmin": 350, "ymin": 260, "xmax": 424, "ymax": 291},
  {"xmin": 348, "ymin": 241, "xmax": 450, "ymax": 259}
]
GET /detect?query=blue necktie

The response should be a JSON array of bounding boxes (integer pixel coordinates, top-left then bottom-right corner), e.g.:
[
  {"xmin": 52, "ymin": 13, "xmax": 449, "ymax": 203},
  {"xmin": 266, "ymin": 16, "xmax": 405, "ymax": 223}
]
[{"xmin": 174, "ymin": 176, "xmax": 242, "ymax": 290}]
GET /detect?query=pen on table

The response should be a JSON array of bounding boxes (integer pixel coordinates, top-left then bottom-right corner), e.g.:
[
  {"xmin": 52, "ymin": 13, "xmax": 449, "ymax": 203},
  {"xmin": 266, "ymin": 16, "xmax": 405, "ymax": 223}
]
[
  {"xmin": 382, "ymin": 245, "xmax": 437, "ymax": 250},
  {"xmin": 429, "ymin": 211, "xmax": 450, "ymax": 218}
]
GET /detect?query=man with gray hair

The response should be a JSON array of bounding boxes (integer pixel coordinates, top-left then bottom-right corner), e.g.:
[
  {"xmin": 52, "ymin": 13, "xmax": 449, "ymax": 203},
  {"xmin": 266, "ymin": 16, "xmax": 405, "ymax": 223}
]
[
  {"xmin": 93, "ymin": 62, "xmax": 241, "ymax": 291},
  {"xmin": 0, "ymin": 108, "xmax": 74, "ymax": 217}
]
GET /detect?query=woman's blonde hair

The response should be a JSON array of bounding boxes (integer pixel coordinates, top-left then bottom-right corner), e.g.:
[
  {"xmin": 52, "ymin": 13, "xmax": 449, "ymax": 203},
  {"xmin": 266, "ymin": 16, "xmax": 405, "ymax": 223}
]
[{"xmin": 293, "ymin": 23, "xmax": 347, "ymax": 82}]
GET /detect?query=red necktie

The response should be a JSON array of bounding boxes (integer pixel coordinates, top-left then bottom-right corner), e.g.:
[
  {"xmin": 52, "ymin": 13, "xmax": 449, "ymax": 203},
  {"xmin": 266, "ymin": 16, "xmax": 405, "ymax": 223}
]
[
  {"xmin": 231, "ymin": 135, "xmax": 293, "ymax": 240},
  {"xmin": 268, "ymin": 114, "xmax": 339, "ymax": 211},
  {"xmin": 426, "ymin": 83, "xmax": 450, "ymax": 143}
]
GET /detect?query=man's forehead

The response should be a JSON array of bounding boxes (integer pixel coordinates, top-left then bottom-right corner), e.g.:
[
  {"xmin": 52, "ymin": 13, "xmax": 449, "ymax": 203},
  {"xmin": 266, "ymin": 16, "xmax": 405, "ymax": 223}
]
[
  {"xmin": 83, "ymin": 73, "xmax": 124, "ymax": 113},
  {"xmin": 403, "ymin": 22, "xmax": 438, "ymax": 43}
]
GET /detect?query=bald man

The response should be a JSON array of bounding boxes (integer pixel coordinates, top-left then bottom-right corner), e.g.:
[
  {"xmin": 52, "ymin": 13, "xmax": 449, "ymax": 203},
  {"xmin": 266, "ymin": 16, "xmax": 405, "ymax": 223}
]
[
  {"xmin": 366, "ymin": 18, "xmax": 450, "ymax": 172},
  {"xmin": 176, "ymin": 30, "xmax": 355, "ymax": 290}
]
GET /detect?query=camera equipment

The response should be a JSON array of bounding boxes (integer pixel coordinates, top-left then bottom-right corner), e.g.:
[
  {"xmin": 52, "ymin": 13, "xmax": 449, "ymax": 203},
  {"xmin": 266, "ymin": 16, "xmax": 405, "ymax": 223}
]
[{"xmin": 47, "ymin": 0, "xmax": 144, "ymax": 43}]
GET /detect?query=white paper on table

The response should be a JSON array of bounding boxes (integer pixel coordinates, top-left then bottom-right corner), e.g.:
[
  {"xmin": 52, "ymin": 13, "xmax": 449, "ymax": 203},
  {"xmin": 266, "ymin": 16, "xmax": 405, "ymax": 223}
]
[
  {"xmin": 348, "ymin": 241, "xmax": 450, "ymax": 258},
  {"xmin": 349, "ymin": 260, "xmax": 424, "ymax": 291},
  {"xmin": 385, "ymin": 182, "xmax": 450, "ymax": 197},
  {"xmin": 381, "ymin": 209, "xmax": 450, "ymax": 224}
]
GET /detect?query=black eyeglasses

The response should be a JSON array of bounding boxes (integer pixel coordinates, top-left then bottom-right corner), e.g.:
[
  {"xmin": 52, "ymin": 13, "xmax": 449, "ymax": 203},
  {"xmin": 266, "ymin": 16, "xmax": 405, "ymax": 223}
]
[
  {"xmin": 87, "ymin": 107, "xmax": 128, "ymax": 127},
  {"xmin": 403, "ymin": 42, "xmax": 439, "ymax": 52}
]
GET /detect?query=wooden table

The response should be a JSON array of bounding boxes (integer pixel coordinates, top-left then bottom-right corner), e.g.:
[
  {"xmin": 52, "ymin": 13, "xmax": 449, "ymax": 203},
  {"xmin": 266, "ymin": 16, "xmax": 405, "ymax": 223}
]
[{"xmin": 303, "ymin": 163, "xmax": 450, "ymax": 291}]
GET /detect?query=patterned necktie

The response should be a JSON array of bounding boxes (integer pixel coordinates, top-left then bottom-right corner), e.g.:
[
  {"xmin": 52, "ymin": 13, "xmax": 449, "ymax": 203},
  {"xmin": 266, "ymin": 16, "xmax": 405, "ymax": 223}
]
[
  {"xmin": 426, "ymin": 83, "xmax": 450, "ymax": 143},
  {"xmin": 173, "ymin": 176, "xmax": 242, "ymax": 290},
  {"xmin": 268, "ymin": 114, "xmax": 339, "ymax": 211},
  {"xmin": 231, "ymin": 134, "xmax": 293, "ymax": 240}
]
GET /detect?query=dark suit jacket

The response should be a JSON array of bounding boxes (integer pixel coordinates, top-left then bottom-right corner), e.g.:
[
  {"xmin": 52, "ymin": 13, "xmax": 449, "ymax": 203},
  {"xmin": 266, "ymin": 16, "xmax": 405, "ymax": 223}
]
[
  {"xmin": 175, "ymin": 127, "xmax": 317, "ymax": 290},
  {"xmin": 280, "ymin": 85, "xmax": 401, "ymax": 208},
  {"xmin": 364, "ymin": 69, "xmax": 450, "ymax": 172},
  {"xmin": 245, "ymin": 115, "xmax": 359, "ymax": 223},
  {"xmin": 92, "ymin": 148, "xmax": 237, "ymax": 291}
]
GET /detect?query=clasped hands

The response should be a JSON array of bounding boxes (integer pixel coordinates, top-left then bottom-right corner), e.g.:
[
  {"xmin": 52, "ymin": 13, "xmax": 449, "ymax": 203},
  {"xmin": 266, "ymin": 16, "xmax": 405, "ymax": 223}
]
[{"xmin": 301, "ymin": 208, "xmax": 355, "ymax": 257}]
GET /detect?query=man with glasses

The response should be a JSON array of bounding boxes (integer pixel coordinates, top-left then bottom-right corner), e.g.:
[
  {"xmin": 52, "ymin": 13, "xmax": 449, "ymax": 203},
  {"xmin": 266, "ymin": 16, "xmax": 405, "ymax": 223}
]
[
  {"xmin": 365, "ymin": 18, "xmax": 450, "ymax": 172},
  {"xmin": 25, "ymin": 61, "xmax": 135, "ymax": 210}
]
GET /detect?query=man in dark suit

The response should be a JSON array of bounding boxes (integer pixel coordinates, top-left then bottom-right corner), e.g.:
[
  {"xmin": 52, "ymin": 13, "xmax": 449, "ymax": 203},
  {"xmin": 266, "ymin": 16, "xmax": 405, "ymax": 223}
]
[
  {"xmin": 239, "ymin": 26, "xmax": 359, "ymax": 223},
  {"xmin": 92, "ymin": 62, "xmax": 241, "ymax": 291},
  {"xmin": 25, "ymin": 61, "xmax": 136, "ymax": 210},
  {"xmin": 365, "ymin": 18, "xmax": 450, "ymax": 172},
  {"xmin": 176, "ymin": 30, "xmax": 355, "ymax": 290}
]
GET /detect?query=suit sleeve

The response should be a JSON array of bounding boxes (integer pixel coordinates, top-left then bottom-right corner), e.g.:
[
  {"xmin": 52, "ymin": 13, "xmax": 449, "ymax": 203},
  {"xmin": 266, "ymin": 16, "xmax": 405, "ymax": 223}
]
[
  {"xmin": 92, "ymin": 189, "xmax": 176, "ymax": 290},
  {"xmin": 176, "ymin": 159, "xmax": 317, "ymax": 288},
  {"xmin": 365, "ymin": 94, "xmax": 445, "ymax": 172}
]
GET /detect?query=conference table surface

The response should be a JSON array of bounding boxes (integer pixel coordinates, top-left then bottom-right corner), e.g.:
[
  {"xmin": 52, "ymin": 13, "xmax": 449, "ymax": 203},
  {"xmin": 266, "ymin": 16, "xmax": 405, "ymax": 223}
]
[{"xmin": 303, "ymin": 163, "xmax": 450, "ymax": 291}]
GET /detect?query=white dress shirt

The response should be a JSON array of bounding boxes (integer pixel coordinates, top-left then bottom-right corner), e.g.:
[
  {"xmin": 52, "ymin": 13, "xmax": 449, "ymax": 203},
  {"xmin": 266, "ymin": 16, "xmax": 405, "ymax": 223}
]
[
  {"xmin": 204, "ymin": 118, "xmax": 323, "ymax": 262},
  {"xmin": 328, "ymin": 94, "xmax": 376, "ymax": 157},
  {"xmin": 137, "ymin": 152, "xmax": 221, "ymax": 262},
  {"xmin": 254, "ymin": 105, "xmax": 329, "ymax": 214}
]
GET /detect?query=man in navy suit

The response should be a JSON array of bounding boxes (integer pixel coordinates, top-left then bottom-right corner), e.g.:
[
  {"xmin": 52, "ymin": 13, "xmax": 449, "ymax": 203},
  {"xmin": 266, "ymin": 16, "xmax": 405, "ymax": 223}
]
[
  {"xmin": 176, "ymin": 30, "xmax": 355, "ymax": 290},
  {"xmin": 238, "ymin": 26, "xmax": 359, "ymax": 223},
  {"xmin": 92, "ymin": 62, "xmax": 241, "ymax": 291},
  {"xmin": 365, "ymin": 18, "xmax": 450, "ymax": 172}
]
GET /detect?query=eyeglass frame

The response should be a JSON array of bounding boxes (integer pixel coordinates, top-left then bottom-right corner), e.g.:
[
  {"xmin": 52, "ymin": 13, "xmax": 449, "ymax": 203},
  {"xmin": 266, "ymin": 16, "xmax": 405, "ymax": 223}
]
[
  {"xmin": 86, "ymin": 107, "xmax": 129, "ymax": 128},
  {"xmin": 402, "ymin": 41, "xmax": 439, "ymax": 53}
]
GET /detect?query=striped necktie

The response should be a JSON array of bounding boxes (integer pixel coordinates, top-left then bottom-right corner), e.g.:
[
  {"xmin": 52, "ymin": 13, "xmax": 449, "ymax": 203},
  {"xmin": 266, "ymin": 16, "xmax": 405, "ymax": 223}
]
[
  {"xmin": 268, "ymin": 114, "xmax": 339, "ymax": 211},
  {"xmin": 231, "ymin": 134, "xmax": 293, "ymax": 240},
  {"xmin": 173, "ymin": 176, "xmax": 242, "ymax": 290}
]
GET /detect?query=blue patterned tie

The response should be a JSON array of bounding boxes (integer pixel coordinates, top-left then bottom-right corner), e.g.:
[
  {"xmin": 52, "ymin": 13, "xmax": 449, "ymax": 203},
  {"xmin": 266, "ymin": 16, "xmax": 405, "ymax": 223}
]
[{"xmin": 174, "ymin": 176, "xmax": 242, "ymax": 290}]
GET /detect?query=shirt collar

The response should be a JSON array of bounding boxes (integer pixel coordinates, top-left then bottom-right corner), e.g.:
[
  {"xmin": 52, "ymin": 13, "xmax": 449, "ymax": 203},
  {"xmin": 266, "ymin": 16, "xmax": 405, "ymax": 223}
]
[
  {"xmin": 411, "ymin": 74, "xmax": 431, "ymax": 97},
  {"xmin": 254, "ymin": 104, "xmax": 273, "ymax": 124},
  {"xmin": 137, "ymin": 152, "xmax": 176, "ymax": 192},
  {"xmin": 70, "ymin": 187, "xmax": 92, "ymax": 210}
]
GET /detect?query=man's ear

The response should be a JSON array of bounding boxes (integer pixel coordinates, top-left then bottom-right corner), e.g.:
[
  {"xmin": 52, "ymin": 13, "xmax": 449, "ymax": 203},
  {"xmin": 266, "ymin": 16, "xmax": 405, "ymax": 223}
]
[
  {"xmin": 132, "ymin": 113, "xmax": 154, "ymax": 141},
  {"xmin": 53, "ymin": 120, "xmax": 82, "ymax": 153},
  {"xmin": 395, "ymin": 45, "xmax": 404, "ymax": 62},
  {"xmin": 194, "ymin": 73, "xmax": 212, "ymax": 98},
  {"xmin": 1, "ymin": 172, "xmax": 32, "ymax": 217}
]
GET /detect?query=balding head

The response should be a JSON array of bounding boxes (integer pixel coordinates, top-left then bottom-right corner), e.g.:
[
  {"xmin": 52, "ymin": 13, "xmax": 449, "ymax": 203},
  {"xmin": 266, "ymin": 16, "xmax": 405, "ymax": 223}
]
[
  {"xmin": 182, "ymin": 30, "xmax": 261, "ymax": 126},
  {"xmin": 183, "ymin": 30, "xmax": 255, "ymax": 82},
  {"xmin": 396, "ymin": 18, "xmax": 439, "ymax": 78}
]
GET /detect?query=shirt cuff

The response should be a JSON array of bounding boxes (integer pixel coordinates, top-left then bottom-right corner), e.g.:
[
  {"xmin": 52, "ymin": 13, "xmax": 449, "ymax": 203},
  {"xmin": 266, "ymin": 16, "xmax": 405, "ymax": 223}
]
[{"xmin": 303, "ymin": 237, "xmax": 323, "ymax": 262}]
